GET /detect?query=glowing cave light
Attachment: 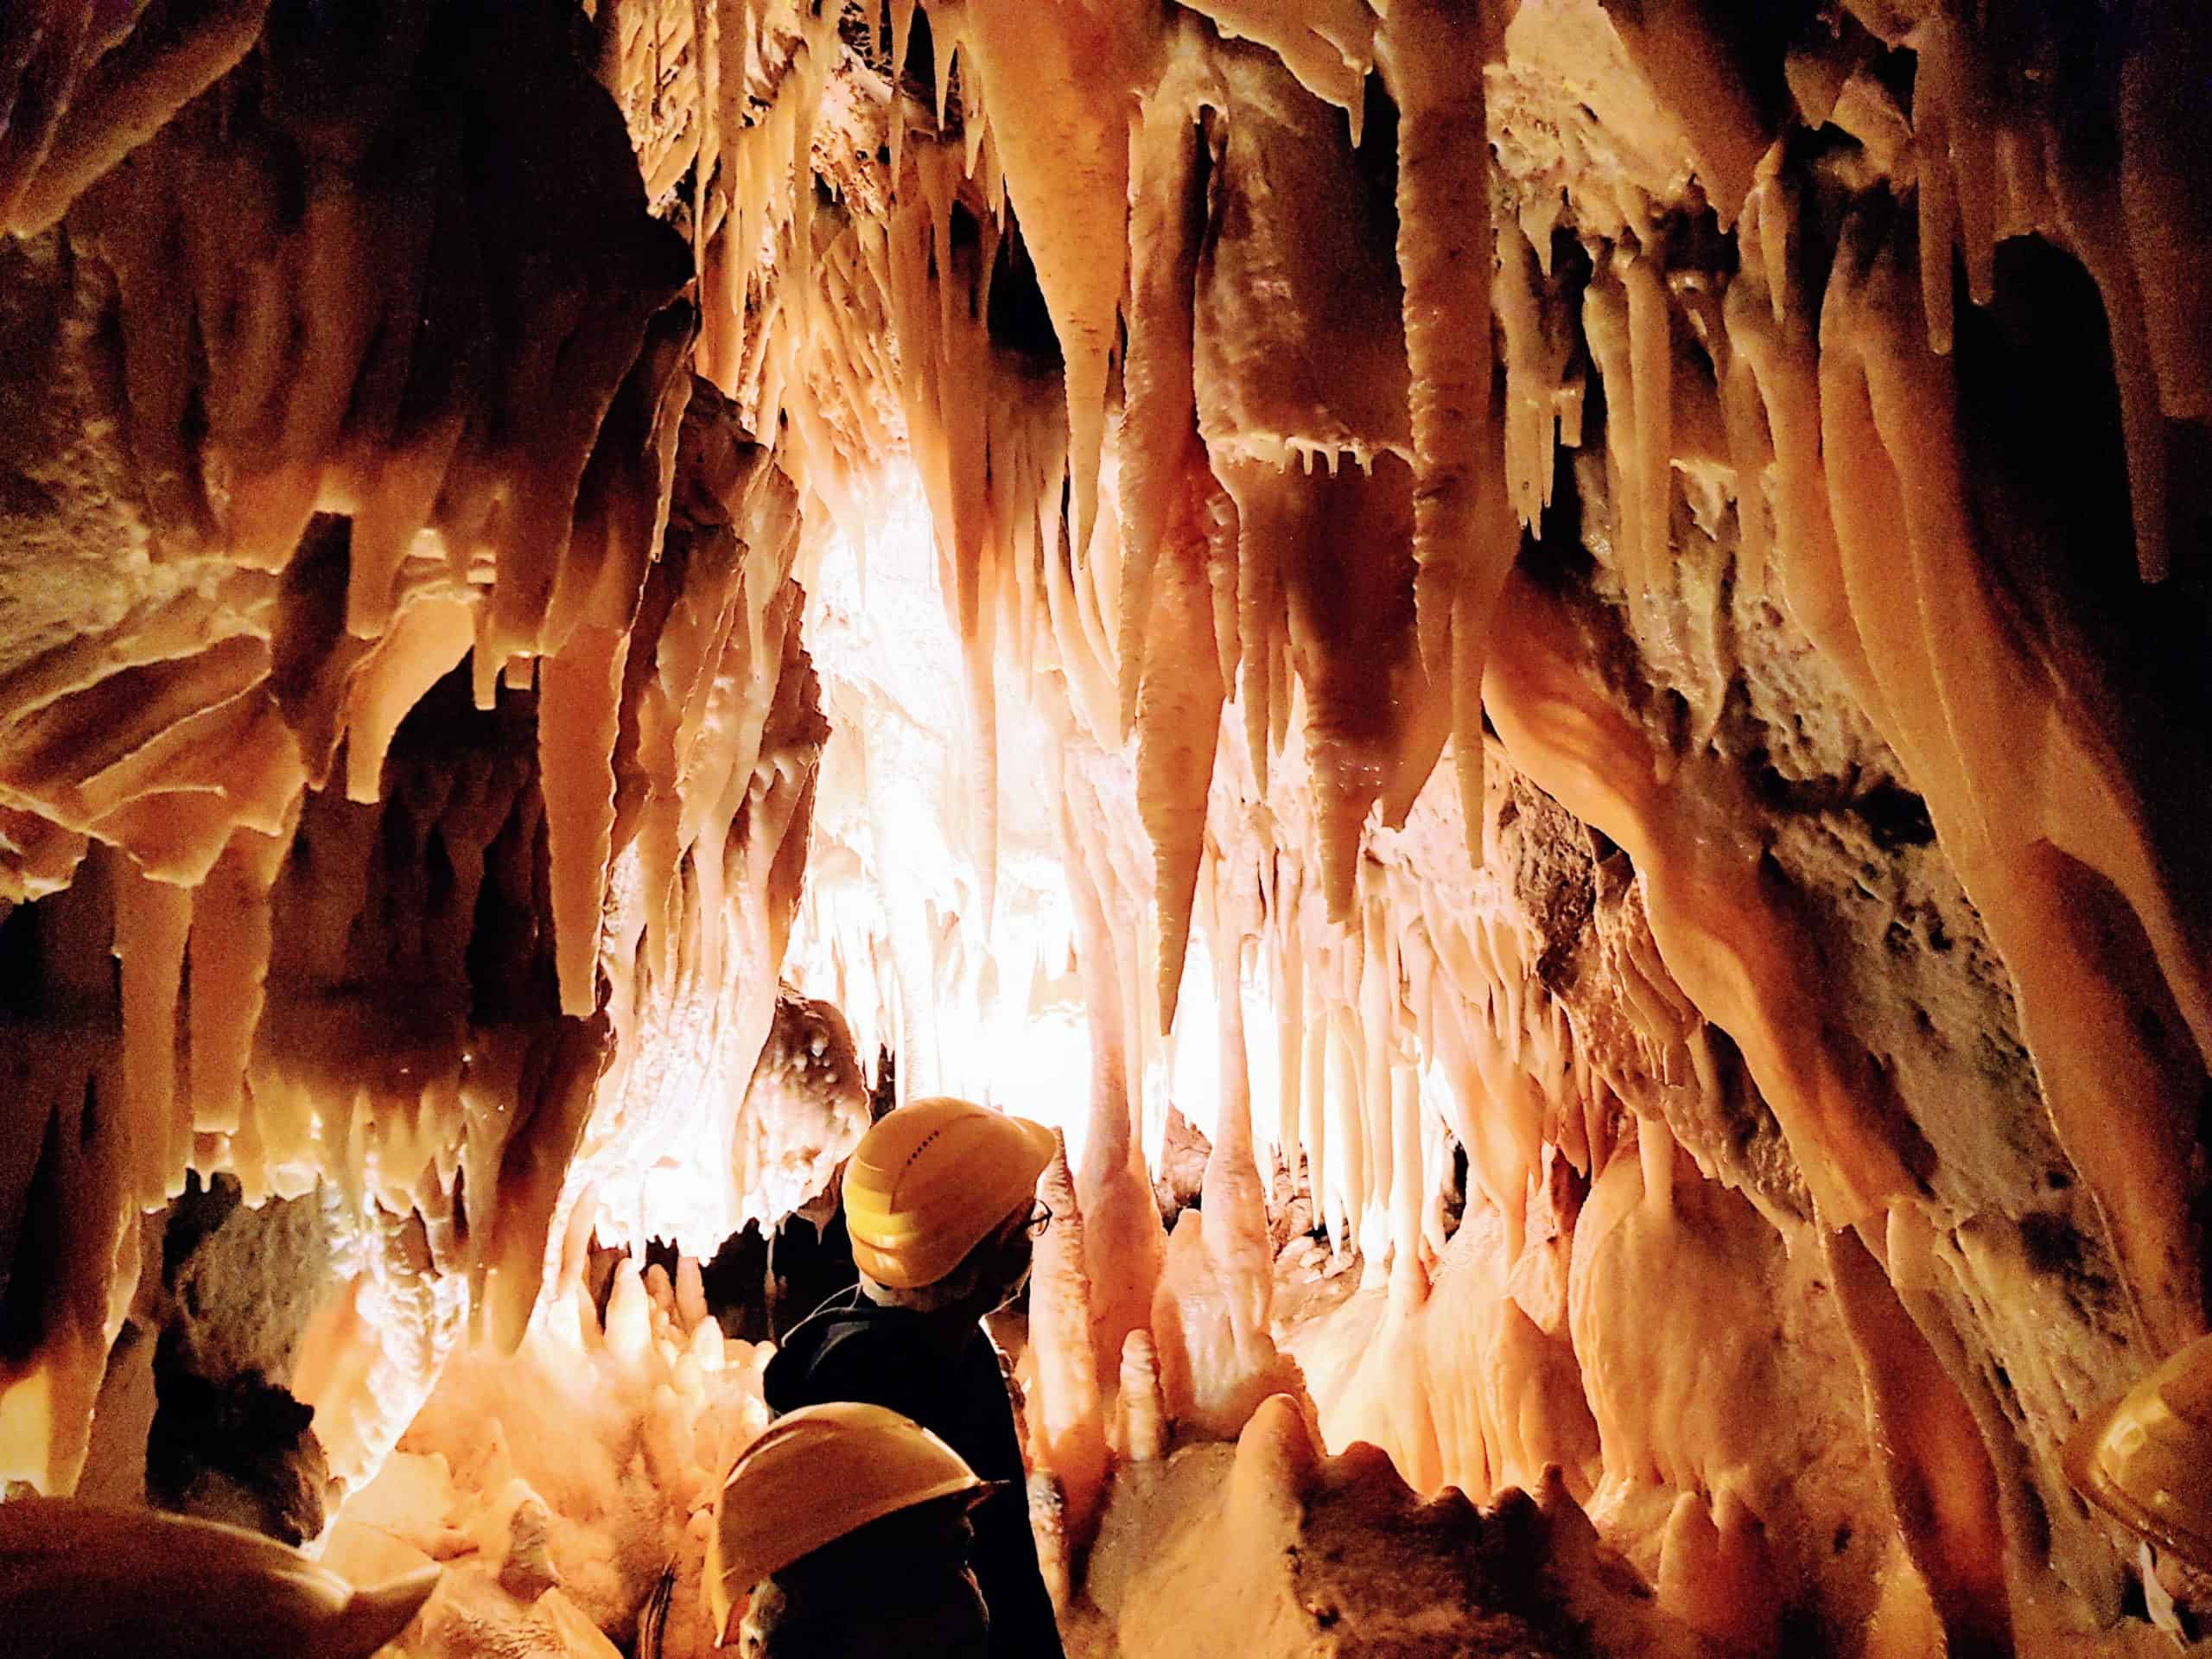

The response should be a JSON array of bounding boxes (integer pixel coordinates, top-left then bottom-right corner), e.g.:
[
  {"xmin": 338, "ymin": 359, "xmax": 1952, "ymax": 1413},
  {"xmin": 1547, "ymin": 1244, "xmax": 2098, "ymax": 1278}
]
[{"xmin": 788, "ymin": 462, "xmax": 1100, "ymax": 1169}]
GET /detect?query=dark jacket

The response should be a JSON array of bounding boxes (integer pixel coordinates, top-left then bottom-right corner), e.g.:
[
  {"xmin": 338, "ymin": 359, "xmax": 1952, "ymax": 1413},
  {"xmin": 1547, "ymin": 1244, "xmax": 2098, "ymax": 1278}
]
[{"xmin": 762, "ymin": 1291, "xmax": 1065, "ymax": 1659}]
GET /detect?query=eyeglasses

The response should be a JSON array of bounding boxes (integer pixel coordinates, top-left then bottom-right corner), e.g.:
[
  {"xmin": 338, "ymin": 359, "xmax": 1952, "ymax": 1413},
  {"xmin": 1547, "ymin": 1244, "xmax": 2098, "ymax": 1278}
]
[{"xmin": 1021, "ymin": 1201, "xmax": 1052, "ymax": 1240}]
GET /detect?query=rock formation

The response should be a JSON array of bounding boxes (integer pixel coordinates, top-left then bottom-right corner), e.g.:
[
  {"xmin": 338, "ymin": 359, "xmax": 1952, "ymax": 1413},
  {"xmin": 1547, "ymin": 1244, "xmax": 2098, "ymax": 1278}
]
[{"xmin": 2, "ymin": 0, "xmax": 2209, "ymax": 1654}]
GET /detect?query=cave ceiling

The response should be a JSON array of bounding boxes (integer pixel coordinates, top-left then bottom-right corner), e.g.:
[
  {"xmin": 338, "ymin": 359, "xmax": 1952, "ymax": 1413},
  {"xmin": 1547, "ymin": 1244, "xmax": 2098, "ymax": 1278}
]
[{"xmin": 1, "ymin": 0, "xmax": 2210, "ymax": 1653}]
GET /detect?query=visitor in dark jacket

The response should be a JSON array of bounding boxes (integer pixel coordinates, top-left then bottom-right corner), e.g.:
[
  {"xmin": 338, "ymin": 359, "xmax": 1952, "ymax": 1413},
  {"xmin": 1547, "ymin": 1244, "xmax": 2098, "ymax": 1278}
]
[
  {"xmin": 708, "ymin": 1401, "xmax": 992, "ymax": 1657},
  {"xmin": 762, "ymin": 1096, "xmax": 1065, "ymax": 1659}
]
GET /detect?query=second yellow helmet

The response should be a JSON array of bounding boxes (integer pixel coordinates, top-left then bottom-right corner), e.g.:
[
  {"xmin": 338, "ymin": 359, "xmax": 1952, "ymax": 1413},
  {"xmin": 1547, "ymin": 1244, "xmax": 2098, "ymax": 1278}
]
[
  {"xmin": 707, "ymin": 1402, "xmax": 983, "ymax": 1643},
  {"xmin": 842, "ymin": 1096, "xmax": 1058, "ymax": 1290}
]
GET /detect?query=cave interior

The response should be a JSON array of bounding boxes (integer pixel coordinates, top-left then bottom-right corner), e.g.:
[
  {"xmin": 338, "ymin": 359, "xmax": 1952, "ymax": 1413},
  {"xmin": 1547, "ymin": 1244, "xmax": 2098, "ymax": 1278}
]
[{"xmin": 1, "ymin": 0, "xmax": 2211, "ymax": 1655}]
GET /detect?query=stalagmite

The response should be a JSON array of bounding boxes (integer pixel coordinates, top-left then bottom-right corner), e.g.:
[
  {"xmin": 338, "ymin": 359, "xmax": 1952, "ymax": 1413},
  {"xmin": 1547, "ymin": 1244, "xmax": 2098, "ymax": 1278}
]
[
  {"xmin": 1119, "ymin": 1328, "xmax": 1168, "ymax": 1464},
  {"xmin": 1655, "ymin": 1487, "xmax": 1781, "ymax": 1653},
  {"xmin": 1325, "ymin": 1006, "xmax": 1364, "ymax": 1256},
  {"xmin": 1822, "ymin": 1223, "xmax": 2014, "ymax": 1656},
  {"xmin": 1272, "ymin": 870, "xmax": 1306, "ymax": 1165},
  {"xmin": 1386, "ymin": 1062, "xmax": 1423, "ymax": 1289},
  {"xmin": 1063, "ymin": 762, "xmax": 1167, "ymax": 1385},
  {"xmin": 0, "ymin": 1497, "xmax": 440, "ymax": 1659},
  {"xmin": 1150, "ymin": 881, "xmax": 1302, "ymax": 1435},
  {"xmin": 1027, "ymin": 1140, "xmax": 1110, "ymax": 1548},
  {"xmin": 1300, "ymin": 996, "xmax": 1332, "ymax": 1255},
  {"xmin": 1200, "ymin": 874, "xmax": 1273, "ymax": 1352}
]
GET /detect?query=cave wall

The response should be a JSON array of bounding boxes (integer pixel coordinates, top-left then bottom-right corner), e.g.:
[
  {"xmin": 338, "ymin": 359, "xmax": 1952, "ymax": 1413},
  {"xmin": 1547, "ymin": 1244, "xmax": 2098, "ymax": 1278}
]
[
  {"xmin": 2, "ymin": 1, "xmax": 2210, "ymax": 1654},
  {"xmin": 0, "ymin": 0, "xmax": 832, "ymax": 1505}
]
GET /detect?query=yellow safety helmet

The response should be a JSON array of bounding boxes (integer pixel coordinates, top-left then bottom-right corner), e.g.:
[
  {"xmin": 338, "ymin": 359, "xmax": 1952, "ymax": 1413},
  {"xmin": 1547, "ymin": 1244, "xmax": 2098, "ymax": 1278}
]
[
  {"xmin": 707, "ymin": 1402, "xmax": 983, "ymax": 1643},
  {"xmin": 2067, "ymin": 1331, "xmax": 2212, "ymax": 1571},
  {"xmin": 842, "ymin": 1096, "xmax": 1058, "ymax": 1290}
]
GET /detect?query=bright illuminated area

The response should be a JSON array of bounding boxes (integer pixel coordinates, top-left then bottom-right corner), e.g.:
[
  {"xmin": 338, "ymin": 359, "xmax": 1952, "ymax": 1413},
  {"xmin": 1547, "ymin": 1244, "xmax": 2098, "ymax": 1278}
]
[
  {"xmin": 1, "ymin": 3, "xmax": 2209, "ymax": 1658},
  {"xmin": 786, "ymin": 461, "xmax": 1101, "ymax": 1160}
]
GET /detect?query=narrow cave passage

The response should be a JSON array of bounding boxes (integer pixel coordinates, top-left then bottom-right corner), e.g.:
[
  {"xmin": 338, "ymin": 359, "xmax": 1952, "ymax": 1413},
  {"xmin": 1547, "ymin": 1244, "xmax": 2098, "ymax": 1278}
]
[{"xmin": 0, "ymin": 2, "xmax": 2210, "ymax": 1657}]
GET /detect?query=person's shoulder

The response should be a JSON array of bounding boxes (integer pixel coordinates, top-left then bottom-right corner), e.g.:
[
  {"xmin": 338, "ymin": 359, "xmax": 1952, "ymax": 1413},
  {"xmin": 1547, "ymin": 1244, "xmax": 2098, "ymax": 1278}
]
[{"xmin": 765, "ymin": 1296, "xmax": 910, "ymax": 1404}]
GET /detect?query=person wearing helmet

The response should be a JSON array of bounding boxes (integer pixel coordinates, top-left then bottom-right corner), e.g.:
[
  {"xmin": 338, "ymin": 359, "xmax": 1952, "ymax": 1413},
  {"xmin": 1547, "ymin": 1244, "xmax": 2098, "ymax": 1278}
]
[
  {"xmin": 2068, "ymin": 1329, "xmax": 2212, "ymax": 1573},
  {"xmin": 709, "ymin": 1402, "xmax": 993, "ymax": 1657},
  {"xmin": 762, "ymin": 1096, "xmax": 1065, "ymax": 1659}
]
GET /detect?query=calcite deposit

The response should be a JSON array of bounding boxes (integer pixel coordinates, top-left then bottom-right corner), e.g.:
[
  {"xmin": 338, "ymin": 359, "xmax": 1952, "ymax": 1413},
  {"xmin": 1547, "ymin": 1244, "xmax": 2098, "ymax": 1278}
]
[{"xmin": 1, "ymin": 0, "xmax": 2208, "ymax": 1655}]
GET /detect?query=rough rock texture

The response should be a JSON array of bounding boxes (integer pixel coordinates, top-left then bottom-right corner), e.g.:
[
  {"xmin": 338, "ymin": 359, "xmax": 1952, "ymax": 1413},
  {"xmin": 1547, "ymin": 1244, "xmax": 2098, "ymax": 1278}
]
[
  {"xmin": 726, "ymin": 985, "xmax": 871, "ymax": 1227},
  {"xmin": 143, "ymin": 1175, "xmax": 331, "ymax": 1541},
  {"xmin": 1072, "ymin": 1395, "xmax": 1707, "ymax": 1658},
  {"xmin": 1154, "ymin": 1108, "xmax": 1213, "ymax": 1226}
]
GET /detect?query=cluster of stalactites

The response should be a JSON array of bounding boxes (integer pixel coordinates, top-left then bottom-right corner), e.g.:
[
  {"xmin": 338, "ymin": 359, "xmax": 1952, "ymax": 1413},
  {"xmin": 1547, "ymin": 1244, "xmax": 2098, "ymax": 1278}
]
[
  {"xmin": 712, "ymin": 4, "xmax": 2212, "ymax": 1643},
  {"xmin": 841, "ymin": 0, "xmax": 2206, "ymax": 1029},
  {"xmin": 691, "ymin": 0, "xmax": 2212, "ymax": 1325},
  {"xmin": 0, "ymin": 7, "xmax": 834, "ymax": 1497},
  {"xmin": 765, "ymin": 0, "xmax": 2211, "ymax": 1301}
]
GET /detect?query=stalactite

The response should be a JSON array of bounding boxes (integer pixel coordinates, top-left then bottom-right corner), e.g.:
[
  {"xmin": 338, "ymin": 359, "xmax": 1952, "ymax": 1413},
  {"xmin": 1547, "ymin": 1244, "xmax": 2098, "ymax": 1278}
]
[
  {"xmin": 2117, "ymin": 0, "xmax": 2212, "ymax": 428},
  {"xmin": 0, "ymin": 929, "xmax": 136, "ymax": 1492},
  {"xmin": 1813, "ymin": 211, "xmax": 2208, "ymax": 1355},
  {"xmin": 1485, "ymin": 564, "xmax": 1920, "ymax": 1227},
  {"xmin": 1619, "ymin": 240, "xmax": 1675, "ymax": 631},
  {"xmin": 1496, "ymin": 213, "xmax": 1580, "ymax": 533},
  {"xmin": 1174, "ymin": 0, "xmax": 1375, "ymax": 121},
  {"xmin": 113, "ymin": 861, "xmax": 193, "ymax": 1206},
  {"xmin": 3, "ymin": 0, "xmax": 276, "ymax": 238},
  {"xmin": 1594, "ymin": 0, "xmax": 1770, "ymax": 226},
  {"xmin": 0, "ymin": 67, "xmax": 823, "ymax": 1476},
  {"xmin": 952, "ymin": 0, "xmax": 1151, "ymax": 569},
  {"xmin": 1116, "ymin": 45, "xmax": 1208, "ymax": 738},
  {"xmin": 4, "ymin": 9, "xmax": 2212, "ymax": 1652},
  {"xmin": 1374, "ymin": 0, "xmax": 1505, "ymax": 672},
  {"xmin": 186, "ymin": 824, "xmax": 288, "ymax": 1138},
  {"xmin": 1135, "ymin": 467, "xmax": 1227, "ymax": 1034},
  {"xmin": 344, "ymin": 601, "xmax": 476, "ymax": 807},
  {"xmin": 540, "ymin": 626, "xmax": 632, "ymax": 1018}
]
